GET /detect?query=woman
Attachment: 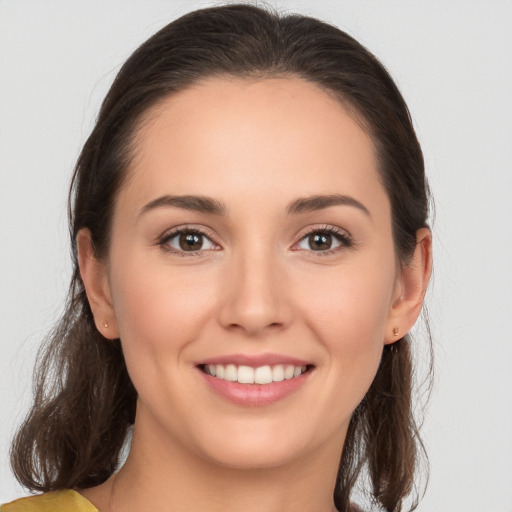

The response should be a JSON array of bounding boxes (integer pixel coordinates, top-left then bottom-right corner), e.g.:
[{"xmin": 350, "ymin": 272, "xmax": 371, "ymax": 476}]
[{"xmin": 3, "ymin": 4, "xmax": 432, "ymax": 512}]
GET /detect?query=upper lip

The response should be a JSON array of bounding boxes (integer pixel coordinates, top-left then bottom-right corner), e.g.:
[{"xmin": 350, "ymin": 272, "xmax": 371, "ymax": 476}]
[{"xmin": 197, "ymin": 353, "xmax": 312, "ymax": 368}]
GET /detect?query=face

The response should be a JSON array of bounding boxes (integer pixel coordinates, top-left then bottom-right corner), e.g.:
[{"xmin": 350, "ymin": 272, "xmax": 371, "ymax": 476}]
[{"xmin": 95, "ymin": 77, "xmax": 404, "ymax": 469}]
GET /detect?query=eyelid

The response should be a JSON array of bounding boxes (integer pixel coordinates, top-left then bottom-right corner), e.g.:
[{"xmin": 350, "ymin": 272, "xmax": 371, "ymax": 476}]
[
  {"xmin": 157, "ymin": 225, "xmax": 221, "ymax": 256},
  {"xmin": 157, "ymin": 223, "xmax": 353, "ymax": 257},
  {"xmin": 292, "ymin": 224, "xmax": 353, "ymax": 254}
]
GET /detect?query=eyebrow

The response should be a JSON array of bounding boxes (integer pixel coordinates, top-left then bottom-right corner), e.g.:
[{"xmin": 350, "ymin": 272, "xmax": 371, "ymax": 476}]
[
  {"xmin": 140, "ymin": 195, "xmax": 227, "ymax": 217},
  {"xmin": 286, "ymin": 194, "xmax": 371, "ymax": 217},
  {"xmin": 139, "ymin": 193, "xmax": 370, "ymax": 218}
]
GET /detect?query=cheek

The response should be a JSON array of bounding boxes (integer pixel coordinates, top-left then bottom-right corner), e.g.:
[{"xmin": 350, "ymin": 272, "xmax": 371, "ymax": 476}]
[
  {"xmin": 108, "ymin": 256, "xmax": 220, "ymax": 374},
  {"xmin": 295, "ymin": 259, "xmax": 395, "ymax": 407},
  {"xmin": 299, "ymin": 257, "xmax": 394, "ymax": 339}
]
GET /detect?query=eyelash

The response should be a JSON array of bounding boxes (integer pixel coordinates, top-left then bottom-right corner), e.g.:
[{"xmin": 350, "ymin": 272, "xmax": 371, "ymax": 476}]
[
  {"xmin": 157, "ymin": 224, "xmax": 353, "ymax": 257},
  {"xmin": 294, "ymin": 225, "xmax": 353, "ymax": 256},
  {"xmin": 158, "ymin": 226, "xmax": 219, "ymax": 258}
]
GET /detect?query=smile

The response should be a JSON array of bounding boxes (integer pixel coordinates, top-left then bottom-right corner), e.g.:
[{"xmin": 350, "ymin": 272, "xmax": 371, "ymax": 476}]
[
  {"xmin": 201, "ymin": 364, "xmax": 309, "ymax": 384},
  {"xmin": 197, "ymin": 354, "xmax": 314, "ymax": 406}
]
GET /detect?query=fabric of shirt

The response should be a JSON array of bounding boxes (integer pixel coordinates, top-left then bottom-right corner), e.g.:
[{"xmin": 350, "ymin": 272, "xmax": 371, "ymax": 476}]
[
  {"xmin": 1, "ymin": 489, "xmax": 365, "ymax": 511},
  {"xmin": 1, "ymin": 490, "xmax": 98, "ymax": 512}
]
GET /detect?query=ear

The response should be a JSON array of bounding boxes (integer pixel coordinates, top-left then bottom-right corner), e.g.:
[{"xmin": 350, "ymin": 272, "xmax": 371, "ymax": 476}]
[
  {"xmin": 76, "ymin": 228, "xmax": 119, "ymax": 339},
  {"xmin": 385, "ymin": 227, "xmax": 432, "ymax": 344}
]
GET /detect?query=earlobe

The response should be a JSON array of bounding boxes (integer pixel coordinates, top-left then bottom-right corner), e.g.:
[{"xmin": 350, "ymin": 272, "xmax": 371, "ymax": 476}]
[
  {"xmin": 76, "ymin": 228, "xmax": 119, "ymax": 339},
  {"xmin": 385, "ymin": 227, "xmax": 432, "ymax": 345}
]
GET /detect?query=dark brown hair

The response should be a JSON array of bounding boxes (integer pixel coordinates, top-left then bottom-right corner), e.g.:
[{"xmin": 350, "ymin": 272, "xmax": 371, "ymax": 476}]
[{"xmin": 11, "ymin": 4, "xmax": 432, "ymax": 511}]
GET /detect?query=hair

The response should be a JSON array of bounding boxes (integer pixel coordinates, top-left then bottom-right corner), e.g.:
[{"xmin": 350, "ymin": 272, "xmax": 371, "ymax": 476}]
[{"xmin": 11, "ymin": 4, "xmax": 432, "ymax": 511}]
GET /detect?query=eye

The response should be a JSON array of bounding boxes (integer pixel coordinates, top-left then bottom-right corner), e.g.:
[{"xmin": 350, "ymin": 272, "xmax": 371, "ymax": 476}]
[
  {"xmin": 159, "ymin": 227, "xmax": 218, "ymax": 255},
  {"xmin": 295, "ymin": 226, "xmax": 352, "ymax": 254}
]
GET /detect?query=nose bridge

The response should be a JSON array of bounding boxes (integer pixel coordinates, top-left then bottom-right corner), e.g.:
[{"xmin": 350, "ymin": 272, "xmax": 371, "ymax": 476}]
[{"xmin": 219, "ymin": 236, "xmax": 290, "ymax": 335}]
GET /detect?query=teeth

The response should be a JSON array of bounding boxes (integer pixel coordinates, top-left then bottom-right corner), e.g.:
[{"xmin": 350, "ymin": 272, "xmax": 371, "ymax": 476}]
[
  {"xmin": 284, "ymin": 365, "xmax": 295, "ymax": 380},
  {"xmin": 225, "ymin": 364, "xmax": 237, "ymax": 382},
  {"xmin": 272, "ymin": 365, "xmax": 285, "ymax": 382},
  {"xmin": 254, "ymin": 365, "xmax": 272, "ymax": 384},
  {"xmin": 238, "ymin": 365, "xmax": 254, "ymax": 384},
  {"xmin": 204, "ymin": 363, "xmax": 308, "ymax": 384}
]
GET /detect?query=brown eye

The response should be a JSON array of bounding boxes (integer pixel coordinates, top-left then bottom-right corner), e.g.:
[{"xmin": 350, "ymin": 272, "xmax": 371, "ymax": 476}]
[
  {"xmin": 296, "ymin": 228, "xmax": 351, "ymax": 254},
  {"xmin": 308, "ymin": 233, "xmax": 332, "ymax": 250},
  {"xmin": 162, "ymin": 229, "xmax": 217, "ymax": 254},
  {"xmin": 179, "ymin": 233, "xmax": 203, "ymax": 251}
]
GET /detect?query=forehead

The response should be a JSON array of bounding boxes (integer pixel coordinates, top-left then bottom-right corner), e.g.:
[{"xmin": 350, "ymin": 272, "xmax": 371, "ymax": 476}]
[{"xmin": 121, "ymin": 76, "xmax": 388, "ymax": 219}]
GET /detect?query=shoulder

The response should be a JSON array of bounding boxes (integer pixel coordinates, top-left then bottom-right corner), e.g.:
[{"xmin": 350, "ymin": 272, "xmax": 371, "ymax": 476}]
[{"xmin": 1, "ymin": 490, "xmax": 98, "ymax": 512}]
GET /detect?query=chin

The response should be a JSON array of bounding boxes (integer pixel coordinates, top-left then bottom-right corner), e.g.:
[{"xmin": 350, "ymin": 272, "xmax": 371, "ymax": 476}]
[
  {"xmin": 201, "ymin": 438, "xmax": 303, "ymax": 470},
  {"xmin": 191, "ymin": 417, "xmax": 343, "ymax": 471}
]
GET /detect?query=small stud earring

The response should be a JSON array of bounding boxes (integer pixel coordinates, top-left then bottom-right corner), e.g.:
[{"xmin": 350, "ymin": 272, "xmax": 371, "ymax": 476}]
[
  {"xmin": 393, "ymin": 327, "xmax": 399, "ymax": 336},
  {"xmin": 104, "ymin": 322, "xmax": 108, "ymax": 328}
]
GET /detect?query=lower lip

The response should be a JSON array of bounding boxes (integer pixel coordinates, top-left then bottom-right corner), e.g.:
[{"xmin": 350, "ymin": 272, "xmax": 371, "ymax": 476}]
[{"xmin": 198, "ymin": 369, "xmax": 312, "ymax": 407}]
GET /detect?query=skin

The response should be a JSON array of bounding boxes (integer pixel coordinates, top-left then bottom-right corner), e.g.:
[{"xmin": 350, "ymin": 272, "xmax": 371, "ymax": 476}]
[{"xmin": 77, "ymin": 77, "xmax": 431, "ymax": 512}]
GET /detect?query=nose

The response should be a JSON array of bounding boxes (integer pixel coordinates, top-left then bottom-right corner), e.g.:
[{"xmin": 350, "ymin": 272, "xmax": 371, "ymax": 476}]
[{"xmin": 218, "ymin": 244, "xmax": 293, "ymax": 337}]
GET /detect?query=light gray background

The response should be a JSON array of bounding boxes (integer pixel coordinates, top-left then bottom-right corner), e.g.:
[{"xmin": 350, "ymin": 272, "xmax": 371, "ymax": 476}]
[{"xmin": 1, "ymin": 1, "xmax": 511, "ymax": 510}]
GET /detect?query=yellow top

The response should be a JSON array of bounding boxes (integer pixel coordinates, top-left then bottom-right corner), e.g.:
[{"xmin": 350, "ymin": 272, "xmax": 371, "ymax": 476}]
[{"xmin": 1, "ymin": 490, "xmax": 98, "ymax": 512}]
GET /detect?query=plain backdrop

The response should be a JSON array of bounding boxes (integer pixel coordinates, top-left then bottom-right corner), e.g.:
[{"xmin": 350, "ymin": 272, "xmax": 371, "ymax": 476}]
[{"xmin": 1, "ymin": 1, "xmax": 511, "ymax": 510}]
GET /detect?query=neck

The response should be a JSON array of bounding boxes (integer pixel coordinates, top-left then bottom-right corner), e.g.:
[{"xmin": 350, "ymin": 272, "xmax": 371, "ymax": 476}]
[{"xmin": 82, "ymin": 416, "xmax": 345, "ymax": 512}]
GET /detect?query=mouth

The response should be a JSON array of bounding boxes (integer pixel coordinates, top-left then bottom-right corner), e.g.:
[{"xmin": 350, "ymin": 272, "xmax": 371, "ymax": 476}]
[
  {"xmin": 196, "ymin": 354, "xmax": 315, "ymax": 406},
  {"xmin": 198, "ymin": 363, "xmax": 313, "ymax": 385}
]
